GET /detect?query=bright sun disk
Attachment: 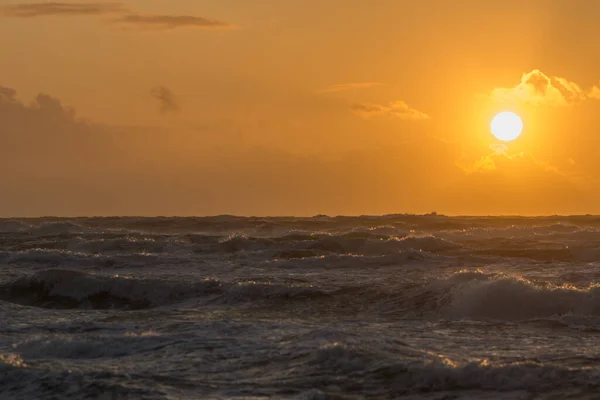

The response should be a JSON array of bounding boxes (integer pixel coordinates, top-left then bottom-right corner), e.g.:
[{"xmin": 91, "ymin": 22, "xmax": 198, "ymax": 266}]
[{"xmin": 491, "ymin": 111, "xmax": 523, "ymax": 141}]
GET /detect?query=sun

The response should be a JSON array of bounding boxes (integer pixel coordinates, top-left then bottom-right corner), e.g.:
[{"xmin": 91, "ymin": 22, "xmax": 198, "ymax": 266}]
[{"xmin": 491, "ymin": 111, "xmax": 523, "ymax": 141}]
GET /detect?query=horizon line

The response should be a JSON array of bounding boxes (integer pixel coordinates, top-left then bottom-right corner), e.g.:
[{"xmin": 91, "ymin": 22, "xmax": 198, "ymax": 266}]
[{"xmin": 2, "ymin": 213, "xmax": 600, "ymax": 219}]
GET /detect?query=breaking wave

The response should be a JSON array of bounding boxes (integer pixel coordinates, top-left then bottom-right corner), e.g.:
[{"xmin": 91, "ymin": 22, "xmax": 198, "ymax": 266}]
[
  {"xmin": 0, "ymin": 269, "xmax": 334, "ymax": 310},
  {"xmin": 215, "ymin": 232, "xmax": 460, "ymax": 256},
  {"xmin": 0, "ymin": 353, "xmax": 163, "ymax": 399},
  {"xmin": 26, "ymin": 221, "xmax": 91, "ymax": 236},
  {"xmin": 0, "ymin": 220, "xmax": 29, "ymax": 233},
  {"xmin": 442, "ymin": 271, "xmax": 600, "ymax": 320},
  {"xmin": 0, "ymin": 269, "xmax": 219, "ymax": 309},
  {"xmin": 245, "ymin": 338, "xmax": 600, "ymax": 396}
]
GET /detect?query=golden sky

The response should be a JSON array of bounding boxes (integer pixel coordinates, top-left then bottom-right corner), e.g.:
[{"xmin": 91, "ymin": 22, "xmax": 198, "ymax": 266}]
[{"xmin": 1, "ymin": 0, "xmax": 599, "ymax": 216}]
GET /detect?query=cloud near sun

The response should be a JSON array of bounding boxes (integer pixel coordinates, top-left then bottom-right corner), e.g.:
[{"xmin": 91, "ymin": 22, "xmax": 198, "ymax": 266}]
[
  {"xmin": 492, "ymin": 69, "xmax": 599, "ymax": 106},
  {"xmin": 457, "ymin": 144, "xmax": 571, "ymax": 183},
  {"xmin": 1, "ymin": 2, "xmax": 234, "ymax": 30},
  {"xmin": 317, "ymin": 82, "xmax": 383, "ymax": 93},
  {"xmin": 350, "ymin": 101, "xmax": 430, "ymax": 120}
]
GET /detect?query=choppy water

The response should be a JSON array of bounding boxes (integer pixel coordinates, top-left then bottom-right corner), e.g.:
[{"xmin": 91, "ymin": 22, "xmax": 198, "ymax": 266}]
[{"xmin": 2, "ymin": 215, "xmax": 600, "ymax": 399}]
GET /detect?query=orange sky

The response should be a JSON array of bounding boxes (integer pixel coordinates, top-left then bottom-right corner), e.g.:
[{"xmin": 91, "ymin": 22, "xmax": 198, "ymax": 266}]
[{"xmin": 0, "ymin": 0, "xmax": 599, "ymax": 216}]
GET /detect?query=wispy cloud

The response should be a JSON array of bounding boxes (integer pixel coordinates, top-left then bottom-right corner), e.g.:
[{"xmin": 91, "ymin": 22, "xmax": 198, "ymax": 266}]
[
  {"xmin": 458, "ymin": 144, "xmax": 524, "ymax": 174},
  {"xmin": 318, "ymin": 82, "xmax": 383, "ymax": 93},
  {"xmin": 118, "ymin": 14, "xmax": 234, "ymax": 30},
  {"xmin": 2, "ymin": 2, "xmax": 234, "ymax": 31},
  {"xmin": 491, "ymin": 69, "xmax": 598, "ymax": 106},
  {"xmin": 350, "ymin": 101, "xmax": 429, "ymax": 120},
  {"xmin": 2, "ymin": 2, "xmax": 126, "ymax": 17},
  {"xmin": 150, "ymin": 86, "xmax": 179, "ymax": 114},
  {"xmin": 457, "ymin": 144, "xmax": 569, "ymax": 179}
]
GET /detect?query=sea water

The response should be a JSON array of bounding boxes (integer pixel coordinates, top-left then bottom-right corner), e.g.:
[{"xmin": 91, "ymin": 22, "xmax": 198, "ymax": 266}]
[{"xmin": 2, "ymin": 215, "xmax": 600, "ymax": 399}]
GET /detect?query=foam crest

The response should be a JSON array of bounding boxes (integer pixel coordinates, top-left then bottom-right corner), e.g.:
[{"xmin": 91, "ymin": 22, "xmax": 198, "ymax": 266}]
[
  {"xmin": 279, "ymin": 340, "xmax": 600, "ymax": 396},
  {"xmin": 397, "ymin": 235, "xmax": 461, "ymax": 252},
  {"xmin": 370, "ymin": 360, "xmax": 600, "ymax": 395}
]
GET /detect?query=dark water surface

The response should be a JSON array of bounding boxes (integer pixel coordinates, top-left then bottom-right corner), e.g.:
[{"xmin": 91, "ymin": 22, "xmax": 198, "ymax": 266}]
[{"xmin": 2, "ymin": 215, "xmax": 600, "ymax": 399}]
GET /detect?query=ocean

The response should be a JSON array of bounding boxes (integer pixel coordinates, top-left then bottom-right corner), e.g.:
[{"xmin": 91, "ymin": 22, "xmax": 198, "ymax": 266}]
[{"xmin": 2, "ymin": 215, "xmax": 600, "ymax": 399}]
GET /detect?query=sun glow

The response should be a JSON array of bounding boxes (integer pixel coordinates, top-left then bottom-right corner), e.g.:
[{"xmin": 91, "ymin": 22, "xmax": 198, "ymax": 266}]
[{"xmin": 491, "ymin": 111, "xmax": 523, "ymax": 141}]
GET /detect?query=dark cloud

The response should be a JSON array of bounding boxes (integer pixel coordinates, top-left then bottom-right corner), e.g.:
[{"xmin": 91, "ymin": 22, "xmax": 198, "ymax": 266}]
[
  {"xmin": 2, "ymin": 2, "xmax": 125, "ymax": 17},
  {"xmin": 0, "ymin": 86, "xmax": 118, "ymax": 179},
  {"xmin": 150, "ymin": 86, "xmax": 179, "ymax": 114},
  {"xmin": 0, "ymin": 86, "xmax": 17, "ymax": 101},
  {"xmin": 2, "ymin": 2, "xmax": 234, "ymax": 31},
  {"xmin": 118, "ymin": 14, "xmax": 234, "ymax": 30}
]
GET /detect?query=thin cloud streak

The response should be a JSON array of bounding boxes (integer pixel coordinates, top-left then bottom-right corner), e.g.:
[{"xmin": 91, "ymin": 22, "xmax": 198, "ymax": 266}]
[
  {"xmin": 2, "ymin": 2, "xmax": 126, "ymax": 17},
  {"xmin": 2, "ymin": 2, "xmax": 235, "ymax": 31},
  {"xmin": 119, "ymin": 14, "xmax": 234, "ymax": 30},
  {"xmin": 350, "ymin": 101, "xmax": 430, "ymax": 120},
  {"xmin": 457, "ymin": 144, "xmax": 572, "ymax": 182},
  {"xmin": 318, "ymin": 82, "xmax": 383, "ymax": 93}
]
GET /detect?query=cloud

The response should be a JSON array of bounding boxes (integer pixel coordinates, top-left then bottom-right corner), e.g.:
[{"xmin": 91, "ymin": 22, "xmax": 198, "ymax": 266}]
[
  {"xmin": 2, "ymin": 2, "xmax": 234, "ymax": 31},
  {"xmin": 350, "ymin": 101, "xmax": 430, "ymax": 120},
  {"xmin": 118, "ymin": 14, "xmax": 234, "ymax": 30},
  {"xmin": 2, "ymin": 2, "xmax": 125, "ymax": 17},
  {"xmin": 0, "ymin": 86, "xmax": 17, "ymax": 101},
  {"xmin": 0, "ymin": 88, "xmax": 443, "ymax": 216},
  {"xmin": 457, "ymin": 144, "xmax": 572, "ymax": 182},
  {"xmin": 0, "ymin": 86, "xmax": 117, "ymax": 173},
  {"xmin": 317, "ymin": 82, "xmax": 383, "ymax": 93},
  {"xmin": 491, "ymin": 69, "xmax": 596, "ymax": 106},
  {"xmin": 589, "ymin": 84, "xmax": 600, "ymax": 100},
  {"xmin": 150, "ymin": 86, "xmax": 179, "ymax": 114},
  {"xmin": 457, "ymin": 144, "xmax": 521, "ymax": 174}
]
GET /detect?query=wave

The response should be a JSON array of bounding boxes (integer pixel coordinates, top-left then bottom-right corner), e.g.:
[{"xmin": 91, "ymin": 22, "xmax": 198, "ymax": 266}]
[
  {"xmin": 0, "ymin": 269, "xmax": 336, "ymax": 310},
  {"xmin": 369, "ymin": 360, "xmax": 599, "ymax": 395},
  {"xmin": 209, "ymin": 232, "xmax": 460, "ymax": 257},
  {"xmin": 0, "ymin": 249, "xmax": 101, "ymax": 267},
  {"xmin": 26, "ymin": 221, "xmax": 91, "ymax": 236},
  {"xmin": 216, "ymin": 233, "xmax": 276, "ymax": 253},
  {"xmin": 5, "ymin": 261, "xmax": 600, "ymax": 319},
  {"xmin": 442, "ymin": 271, "xmax": 600, "ymax": 320},
  {"xmin": 1, "ymin": 352, "xmax": 162, "ymax": 399},
  {"xmin": 346, "ymin": 225, "xmax": 408, "ymax": 238},
  {"xmin": 438, "ymin": 223, "xmax": 585, "ymax": 242},
  {"xmin": 269, "ymin": 340, "xmax": 600, "ymax": 396},
  {"xmin": 0, "ymin": 247, "xmax": 193, "ymax": 269},
  {"xmin": 9, "ymin": 222, "xmax": 600, "ymax": 264},
  {"xmin": 66, "ymin": 236, "xmax": 188, "ymax": 255},
  {"xmin": 272, "ymin": 250, "xmax": 433, "ymax": 270},
  {"xmin": 0, "ymin": 269, "xmax": 222, "ymax": 310},
  {"xmin": 15, "ymin": 333, "xmax": 167, "ymax": 360},
  {"xmin": 0, "ymin": 220, "xmax": 29, "ymax": 233}
]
